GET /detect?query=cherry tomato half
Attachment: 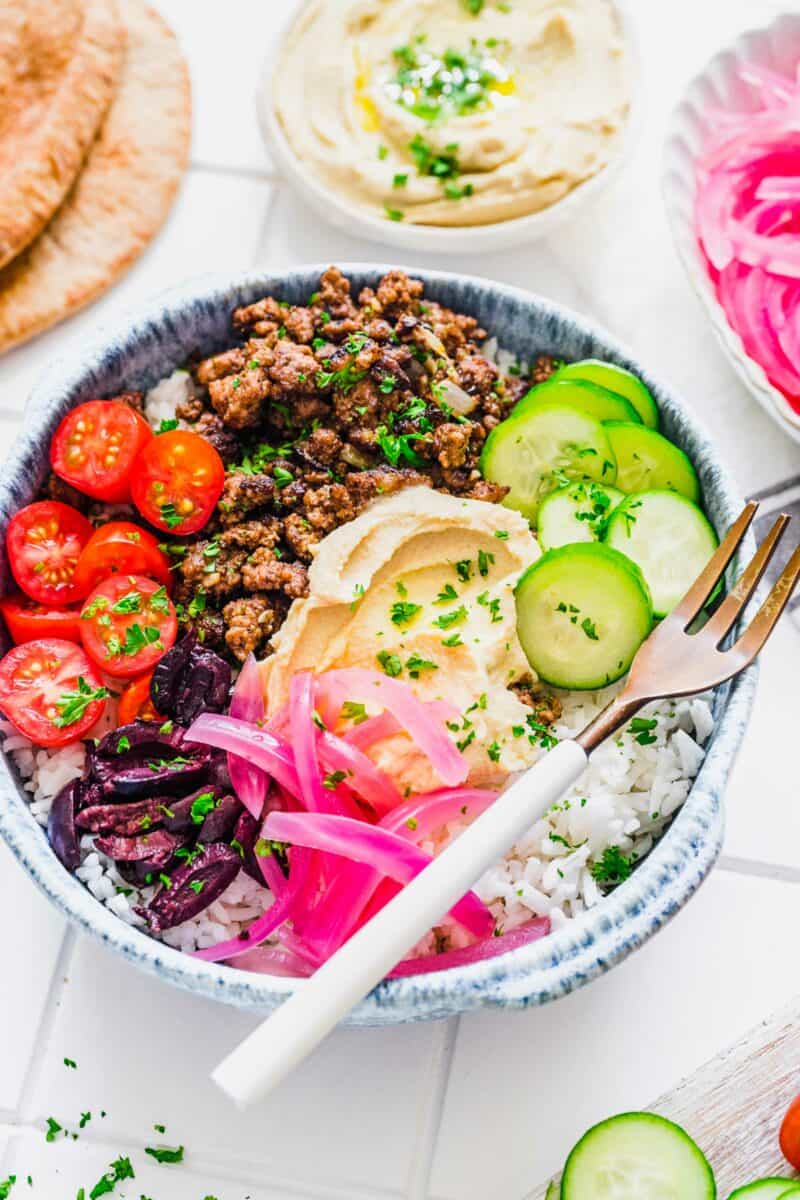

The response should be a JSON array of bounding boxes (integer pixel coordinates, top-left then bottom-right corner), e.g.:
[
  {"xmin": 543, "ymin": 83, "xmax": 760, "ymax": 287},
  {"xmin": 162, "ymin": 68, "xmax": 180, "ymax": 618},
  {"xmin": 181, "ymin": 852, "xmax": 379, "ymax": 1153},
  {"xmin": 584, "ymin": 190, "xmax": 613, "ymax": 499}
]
[
  {"xmin": 6, "ymin": 501, "xmax": 93, "ymax": 605},
  {"xmin": 79, "ymin": 573, "xmax": 177, "ymax": 678},
  {"xmin": 0, "ymin": 638, "xmax": 107, "ymax": 746},
  {"xmin": 50, "ymin": 400, "xmax": 154, "ymax": 503},
  {"xmin": 117, "ymin": 672, "xmax": 163, "ymax": 724},
  {"xmin": 780, "ymin": 1095, "xmax": 800, "ymax": 1170},
  {"xmin": 131, "ymin": 430, "xmax": 224, "ymax": 535},
  {"xmin": 0, "ymin": 593, "xmax": 81, "ymax": 644},
  {"xmin": 73, "ymin": 521, "xmax": 171, "ymax": 594}
]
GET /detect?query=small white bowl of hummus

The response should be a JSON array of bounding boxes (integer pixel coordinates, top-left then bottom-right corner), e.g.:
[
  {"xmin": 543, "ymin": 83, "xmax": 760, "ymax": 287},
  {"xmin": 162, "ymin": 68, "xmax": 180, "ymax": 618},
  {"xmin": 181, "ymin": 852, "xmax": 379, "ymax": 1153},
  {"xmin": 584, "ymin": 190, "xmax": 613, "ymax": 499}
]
[{"xmin": 258, "ymin": 0, "xmax": 640, "ymax": 253}]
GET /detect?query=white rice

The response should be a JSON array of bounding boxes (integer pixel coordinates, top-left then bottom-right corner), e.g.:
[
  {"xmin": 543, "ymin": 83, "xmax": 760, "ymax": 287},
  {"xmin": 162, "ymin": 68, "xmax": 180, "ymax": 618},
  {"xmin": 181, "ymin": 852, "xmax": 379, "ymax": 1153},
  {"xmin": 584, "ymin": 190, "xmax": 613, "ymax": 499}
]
[{"xmin": 0, "ymin": 364, "xmax": 717, "ymax": 962}]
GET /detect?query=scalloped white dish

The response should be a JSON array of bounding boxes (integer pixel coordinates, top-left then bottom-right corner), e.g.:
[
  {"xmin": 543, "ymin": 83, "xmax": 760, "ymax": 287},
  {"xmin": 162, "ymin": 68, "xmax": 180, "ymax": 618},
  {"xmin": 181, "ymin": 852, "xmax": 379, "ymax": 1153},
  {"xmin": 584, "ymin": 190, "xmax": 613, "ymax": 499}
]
[{"xmin": 663, "ymin": 11, "xmax": 800, "ymax": 447}]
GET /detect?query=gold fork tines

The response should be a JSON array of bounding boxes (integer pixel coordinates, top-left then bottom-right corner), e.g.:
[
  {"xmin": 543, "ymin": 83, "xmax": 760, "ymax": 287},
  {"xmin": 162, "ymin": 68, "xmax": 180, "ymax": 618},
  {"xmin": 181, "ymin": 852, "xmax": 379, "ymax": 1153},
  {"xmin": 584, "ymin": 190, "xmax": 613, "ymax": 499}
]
[{"xmin": 576, "ymin": 502, "xmax": 799, "ymax": 754}]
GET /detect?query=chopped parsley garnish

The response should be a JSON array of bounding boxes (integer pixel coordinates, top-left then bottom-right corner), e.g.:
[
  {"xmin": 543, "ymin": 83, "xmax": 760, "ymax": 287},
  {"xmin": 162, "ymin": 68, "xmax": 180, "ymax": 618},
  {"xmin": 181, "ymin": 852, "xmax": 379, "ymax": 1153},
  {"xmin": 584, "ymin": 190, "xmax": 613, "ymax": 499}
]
[
  {"xmin": 145, "ymin": 1145, "xmax": 184, "ymax": 1165},
  {"xmin": 581, "ymin": 617, "xmax": 599, "ymax": 641},
  {"xmin": 461, "ymin": 0, "xmax": 483, "ymax": 11},
  {"xmin": 88, "ymin": 1155, "xmax": 135, "ymax": 1199},
  {"xmin": 377, "ymin": 144, "xmax": 389, "ymax": 160},
  {"xmin": 79, "ymin": 1112, "xmax": 92, "ymax": 1129},
  {"xmin": 53, "ymin": 678, "xmax": 110, "ymax": 728},
  {"xmin": 110, "ymin": 590, "xmax": 141, "ymax": 614},
  {"xmin": 377, "ymin": 650, "xmax": 403, "ymax": 677},
  {"xmin": 390, "ymin": 600, "xmax": 422, "ymax": 627},
  {"xmin": 375, "ymin": 424, "xmax": 426, "ymax": 468},
  {"xmin": 323, "ymin": 770, "xmax": 347, "ymax": 790},
  {"xmin": 0, "ymin": 1179, "xmax": 14, "ymax": 1199},
  {"xmin": 406, "ymin": 653, "xmax": 437, "ymax": 679},
  {"xmin": 487, "ymin": 741, "xmax": 501, "ymax": 762},
  {"xmin": 455, "ymin": 559, "xmax": 472, "ymax": 582},
  {"xmin": 108, "ymin": 623, "xmax": 162, "ymax": 658},
  {"xmin": 409, "ymin": 133, "xmax": 460, "ymax": 177},
  {"xmin": 441, "ymin": 632, "xmax": 463, "ymax": 647},
  {"xmin": 147, "ymin": 755, "xmax": 191, "ymax": 772},
  {"xmin": 81, "ymin": 594, "xmax": 109, "ymax": 619},
  {"xmin": 392, "ymin": 173, "xmax": 408, "ymax": 188},
  {"xmin": 379, "ymin": 374, "xmax": 396, "ymax": 394},
  {"xmin": 187, "ymin": 589, "xmax": 206, "ymax": 618},
  {"xmin": 628, "ymin": 716, "xmax": 658, "ymax": 745},
  {"xmin": 190, "ymin": 792, "xmax": 217, "ymax": 824},
  {"xmin": 273, "ymin": 465, "xmax": 294, "ymax": 489},
  {"xmin": 456, "ymin": 729, "xmax": 476, "ymax": 752},
  {"xmin": 385, "ymin": 205, "xmax": 405, "ymax": 222},
  {"xmin": 45, "ymin": 1117, "xmax": 62, "ymax": 1143},
  {"xmin": 590, "ymin": 845, "xmax": 634, "ymax": 884},
  {"xmin": 494, "ymin": 529, "xmax": 509, "ymax": 539},
  {"xmin": 158, "ymin": 502, "xmax": 184, "ymax": 530},
  {"xmin": 434, "ymin": 605, "xmax": 467, "ymax": 630},
  {"xmin": 341, "ymin": 700, "xmax": 368, "ymax": 724},
  {"xmin": 189, "ymin": 880, "xmax": 205, "ymax": 895},
  {"xmin": 477, "ymin": 549, "xmax": 494, "ymax": 577},
  {"xmin": 389, "ymin": 47, "xmax": 508, "ymax": 126},
  {"xmin": 435, "ymin": 583, "xmax": 459, "ymax": 605},
  {"xmin": 350, "ymin": 583, "xmax": 365, "ymax": 612},
  {"xmin": 158, "ymin": 418, "xmax": 179, "ymax": 433}
]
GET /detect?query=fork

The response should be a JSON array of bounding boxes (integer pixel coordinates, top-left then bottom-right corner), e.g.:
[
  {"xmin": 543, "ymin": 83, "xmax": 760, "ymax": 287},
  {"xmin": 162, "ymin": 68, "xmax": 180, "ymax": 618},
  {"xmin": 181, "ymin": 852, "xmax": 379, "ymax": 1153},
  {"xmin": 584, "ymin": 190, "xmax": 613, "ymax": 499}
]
[{"xmin": 212, "ymin": 501, "xmax": 800, "ymax": 1107}]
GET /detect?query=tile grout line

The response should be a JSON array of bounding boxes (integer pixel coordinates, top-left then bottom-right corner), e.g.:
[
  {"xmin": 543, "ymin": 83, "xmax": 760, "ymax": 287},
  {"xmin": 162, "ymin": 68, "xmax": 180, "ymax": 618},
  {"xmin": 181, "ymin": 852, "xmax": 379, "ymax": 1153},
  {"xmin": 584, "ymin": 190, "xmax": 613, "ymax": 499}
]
[
  {"xmin": 717, "ymin": 854, "xmax": 800, "ymax": 884},
  {"xmin": 406, "ymin": 1016, "xmax": 460, "ymax": 1200},
  {"xmin": 14, "ymin": 928, "xmax": 77, "ymax": 1125}
]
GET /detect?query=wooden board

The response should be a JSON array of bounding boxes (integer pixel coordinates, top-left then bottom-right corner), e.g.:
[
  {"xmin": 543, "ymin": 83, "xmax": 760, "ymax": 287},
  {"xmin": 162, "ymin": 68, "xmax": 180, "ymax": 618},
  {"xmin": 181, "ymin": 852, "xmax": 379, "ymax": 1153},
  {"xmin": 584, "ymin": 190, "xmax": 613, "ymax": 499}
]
[{"xmin": 529, "ymin": 998, "xmax": 800, "ymax": 1196}]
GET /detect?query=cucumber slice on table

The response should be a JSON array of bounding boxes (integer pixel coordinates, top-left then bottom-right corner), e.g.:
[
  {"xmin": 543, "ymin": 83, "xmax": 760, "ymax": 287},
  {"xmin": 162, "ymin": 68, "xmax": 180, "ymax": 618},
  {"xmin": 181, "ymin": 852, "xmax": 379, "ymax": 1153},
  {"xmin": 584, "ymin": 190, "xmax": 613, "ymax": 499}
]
[
  {"xmin": 553, "ymin": 359, "xmax": 660, "ymax": 429},
  {"xmin": 515, "ymin": 543, "xmax": 653, "ymax": 689},
  {"xmin": 603, "ymin": 421, "xmax": 700, "ymax": 502},
  {"xmin": 561, "ymin": 1112, "xmax": 715, "ymax": 1200},
  {"xmin": 538, "ymin": 481, "xmax": 625, "ymax": 549},
  {"xmin": 728, "ymin": 1182, "xmax": 800, "ymax": 1198},
  {"xmin": 604, "ymin": 490, "xmax": 719, "ymax": 618},
  {"xmin": 481, "ymin": 402, "xmax": 617, "ymax": 523},
  {"xmin": 516, "ymin": 378, "xmax": 643, "ymax": 425}
]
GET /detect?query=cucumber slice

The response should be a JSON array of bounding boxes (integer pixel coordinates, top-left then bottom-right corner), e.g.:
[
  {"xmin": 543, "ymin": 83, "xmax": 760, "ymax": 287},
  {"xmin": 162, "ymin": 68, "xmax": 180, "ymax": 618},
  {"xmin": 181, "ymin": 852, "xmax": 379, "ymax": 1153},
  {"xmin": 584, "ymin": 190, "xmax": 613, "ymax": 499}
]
[
  {"xmin": 538, "ymin": 481, "xmax": 625, "ymax": 549},
  {"xmin": 515, "ymin": 543, "xmax": 653, "ymax": 689},
  {"xmin": 728, "ymin": 1182, "xmax": 800, "ymax": 1198},
  {"xmin": 603, "ymin": 422, "xmax": 700, "ymax": 502},
  {"xmin": 516, "ymin": 378, "xmax": 643, "ymax": 425},
  {"xmin": 481, "ymin": 402, "xmax": 617, "ymax": 523},
  {"xmin": 554, "ymin": 359, "xmax": 660, "ymax": 428},
  {"xmin": 604, "ymin": 490, "xmax": 719, "ymax": 618},
  {"xmin": 545, "ymin": 1182, "xmax": 561, "ymax": 1199},
  {"xmin": 561, "ymin": 1112, "xmax": 715, "ymax": 1200}
]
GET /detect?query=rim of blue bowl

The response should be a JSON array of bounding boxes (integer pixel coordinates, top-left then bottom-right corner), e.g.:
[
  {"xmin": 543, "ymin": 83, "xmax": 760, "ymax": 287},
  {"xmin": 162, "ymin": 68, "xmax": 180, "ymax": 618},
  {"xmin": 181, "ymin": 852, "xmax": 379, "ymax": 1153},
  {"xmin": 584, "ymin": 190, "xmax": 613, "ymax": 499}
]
[{"xmin": 0, "ymin": 264, "xmax": 757, "ymax": 1026}]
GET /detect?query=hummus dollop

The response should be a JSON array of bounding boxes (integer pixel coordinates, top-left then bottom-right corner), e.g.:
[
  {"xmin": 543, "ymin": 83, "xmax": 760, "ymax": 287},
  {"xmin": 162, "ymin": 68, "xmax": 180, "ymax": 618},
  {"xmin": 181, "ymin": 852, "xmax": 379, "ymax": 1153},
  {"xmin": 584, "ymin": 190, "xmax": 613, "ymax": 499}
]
[
  {"xmin": 262, "ymin": 486, "xmax": 546, "ymax": 793},
  {"xmin": 274, "ymin": 0, "xmax": 630, "ymax": 227}
]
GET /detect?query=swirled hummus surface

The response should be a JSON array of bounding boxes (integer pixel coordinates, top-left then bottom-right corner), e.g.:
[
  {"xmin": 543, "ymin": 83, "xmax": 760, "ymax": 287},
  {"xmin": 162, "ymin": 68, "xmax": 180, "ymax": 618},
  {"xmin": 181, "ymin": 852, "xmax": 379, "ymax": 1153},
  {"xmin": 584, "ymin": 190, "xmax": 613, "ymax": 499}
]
[
  {"xmin": 262, "ymin": 486, "xmax": 546, "ymax": 793},
  {"xmin": 274, "ymin": 0, "xmax": 631, "ymax": 227}
]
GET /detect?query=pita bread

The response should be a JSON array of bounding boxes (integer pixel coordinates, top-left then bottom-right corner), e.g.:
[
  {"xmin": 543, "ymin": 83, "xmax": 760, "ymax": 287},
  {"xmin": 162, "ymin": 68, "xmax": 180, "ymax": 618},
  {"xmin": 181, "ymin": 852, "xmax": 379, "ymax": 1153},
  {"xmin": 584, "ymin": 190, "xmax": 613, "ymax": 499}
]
[
  {"xmin": 0, "ymin": 0, "xmax": 191, "ymax": 354},
  {"xmin": 0, "ymin": 0, "xmax": 124, "ymax": 269}
]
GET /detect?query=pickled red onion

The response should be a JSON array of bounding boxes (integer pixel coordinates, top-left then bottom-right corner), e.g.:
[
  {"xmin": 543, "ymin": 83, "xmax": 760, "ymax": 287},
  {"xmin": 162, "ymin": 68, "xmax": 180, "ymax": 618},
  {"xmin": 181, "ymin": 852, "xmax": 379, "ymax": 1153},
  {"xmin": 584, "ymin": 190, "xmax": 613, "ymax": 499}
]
[
  {"xmin": 694, "ymin": 63, "xmax": 800, "ymax": 411},
  {"xmin": 227, "ymin": 653, "xmax": 268, "ymax": 819}
]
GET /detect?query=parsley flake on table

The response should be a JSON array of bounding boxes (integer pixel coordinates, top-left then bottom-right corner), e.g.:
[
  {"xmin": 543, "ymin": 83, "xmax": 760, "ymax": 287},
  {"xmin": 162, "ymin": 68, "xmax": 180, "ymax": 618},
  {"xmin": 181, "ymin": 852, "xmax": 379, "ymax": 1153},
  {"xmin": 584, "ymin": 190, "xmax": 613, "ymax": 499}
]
[
  {"xmin": 145, "ymin": 1145, "xmax": 184, "ymax": 1165},
  {"xmin": 63, "ymin": 1057, "xmax": 77, "ymax": 1069},
  {"xmin": 0, "ymin": 1178, "xmax": 15, "ymax": 1199},
  {"xmin": 45, "ymin": 1117, "xmax": 62, "ymax": 1143}
]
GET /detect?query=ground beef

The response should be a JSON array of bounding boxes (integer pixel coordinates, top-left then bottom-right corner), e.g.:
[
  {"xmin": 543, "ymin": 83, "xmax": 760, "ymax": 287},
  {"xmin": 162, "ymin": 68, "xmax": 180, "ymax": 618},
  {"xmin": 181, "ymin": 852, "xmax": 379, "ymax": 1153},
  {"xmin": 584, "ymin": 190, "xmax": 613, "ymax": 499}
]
[
  {"xmin": 512, "ymin": 677, "xmax": 563, "ymax": 725},
  {"xmin": 157, "ymin": 268, "xmax": 556, "ymax": 661}
]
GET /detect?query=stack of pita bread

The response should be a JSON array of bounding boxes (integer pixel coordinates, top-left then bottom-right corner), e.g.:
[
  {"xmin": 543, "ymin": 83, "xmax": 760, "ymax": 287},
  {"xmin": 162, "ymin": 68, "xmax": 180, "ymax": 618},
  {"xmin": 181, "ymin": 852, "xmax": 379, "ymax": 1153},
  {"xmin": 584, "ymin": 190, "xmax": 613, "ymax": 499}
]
[{"xmin": 0, "ymin": 0, "xmax": 190, "ymax": 353}]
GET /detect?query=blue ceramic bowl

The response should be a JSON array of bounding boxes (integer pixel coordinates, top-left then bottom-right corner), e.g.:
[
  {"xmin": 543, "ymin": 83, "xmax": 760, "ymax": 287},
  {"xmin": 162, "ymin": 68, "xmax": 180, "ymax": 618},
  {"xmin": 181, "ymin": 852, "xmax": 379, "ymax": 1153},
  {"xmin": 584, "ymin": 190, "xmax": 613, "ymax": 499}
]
[{"xmin": 0, "ymin": 266, "xmax": 755, "ymax": 1025}]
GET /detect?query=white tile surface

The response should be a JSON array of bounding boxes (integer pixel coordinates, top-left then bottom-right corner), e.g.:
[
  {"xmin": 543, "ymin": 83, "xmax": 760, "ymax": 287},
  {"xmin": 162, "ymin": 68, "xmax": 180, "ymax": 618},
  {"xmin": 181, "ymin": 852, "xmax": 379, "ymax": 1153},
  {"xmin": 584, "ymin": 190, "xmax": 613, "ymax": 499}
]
[
  {"xmin": 430, "ymin": 870, "xmax": 800, "ymax": 1200},
  {"xmin": 23, "ymin": 936, "xmax": 442, "ymax": 1197},
  {"xmin": 0, "ymin": 1, "xmax": 798, "ymax": 1198}
]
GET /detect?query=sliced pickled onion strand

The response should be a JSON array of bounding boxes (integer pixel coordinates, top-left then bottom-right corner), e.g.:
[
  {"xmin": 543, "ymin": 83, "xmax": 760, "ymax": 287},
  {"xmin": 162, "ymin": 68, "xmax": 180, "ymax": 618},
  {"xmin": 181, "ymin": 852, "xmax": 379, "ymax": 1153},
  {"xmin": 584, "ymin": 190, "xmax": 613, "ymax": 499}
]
[
  {"xmin": 185, "ymin": 713, "xmax": 301, "ymax": 798},
  {"xmin": 388, "ymin": 918, "xmax": 551, "ymax": 977},
  {"xmin": 262, "ymin": 810, "xmax": 495, "ymax": 938},
  {"xmin": 227, "ymin": 653, "xmax": 268, "ymax": 818}
]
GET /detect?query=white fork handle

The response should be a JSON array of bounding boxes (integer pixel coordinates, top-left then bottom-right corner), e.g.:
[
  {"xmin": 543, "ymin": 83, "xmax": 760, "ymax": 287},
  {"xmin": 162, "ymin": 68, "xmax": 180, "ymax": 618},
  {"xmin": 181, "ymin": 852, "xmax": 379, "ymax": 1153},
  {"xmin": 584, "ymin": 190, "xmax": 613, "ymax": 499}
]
[{"xmin": 212, "ymin": 738, "xmax": 588, "ymax": 1107}]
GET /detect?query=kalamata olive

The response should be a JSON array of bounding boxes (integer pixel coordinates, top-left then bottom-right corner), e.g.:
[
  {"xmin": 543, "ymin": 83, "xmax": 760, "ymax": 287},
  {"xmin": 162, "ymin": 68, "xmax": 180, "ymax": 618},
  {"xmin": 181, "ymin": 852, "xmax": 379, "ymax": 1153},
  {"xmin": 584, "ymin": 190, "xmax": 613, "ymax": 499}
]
[
  {"xmin": 75, "ymin": 797, "xmax": 169, "ymax": 837},
  {"xmin": 232, "ymin": 809, "xmax": 263, "ymax": 883},
  {"xmin": 197, "ymin": 794, "xmax": 241, "ymax": 844},
  {"xmin": 160, "ymin": 785, "xmax": 225, "ymax": 834},
  {"xmin": 109, "ymin": 750, "xmax": 216, "ymax": 799},
  {"xmin": 137, "ymin": 843, "xmax": 241, "ymax": 932},
  {"xmin": 92, "ymin": 721, "xmax": 184, "ymax": 760},
  {"xmin": 150, "ymin": 632, "xmax": 231, "ymax": 725},
  {"xmin": 94, "ymin": 829, "xmax": 183, "ymax": 864},
  {"xmin": 48, "ymin": 779, "xmax": 82, "ymax": 872}
]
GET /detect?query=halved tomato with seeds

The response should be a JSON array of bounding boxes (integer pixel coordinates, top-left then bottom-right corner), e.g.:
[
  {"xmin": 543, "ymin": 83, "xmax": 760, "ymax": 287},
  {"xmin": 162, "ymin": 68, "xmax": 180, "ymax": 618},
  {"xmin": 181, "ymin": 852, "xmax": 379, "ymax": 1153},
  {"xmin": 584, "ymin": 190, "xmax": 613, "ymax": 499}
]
[
  {"xmin": 73, "ymin": 521, "xmax": 171, "ymax": 594},
  {"xmin": 50, "ymin": 400, "xmax": 154, "ymax": 503},
  {"xmin": 6, "ymin": 501, "xmax": 93, "ymax": 605},
  {"xmin": 130, "ymin": 430, "xmax": 225, "ymax": 535},
  {"xmin": 0, "ymin": 638, "xmax": 108, "ymax": 746},
  {"xmin": 79, "ymin": 573, "xmax": 177, "ymax": 678},
  {"xmin": 0, "ymin": 593, "xmax": 81, "ymax": 644},
  {"xmin": 117, "ymin": 671, "xmax": 163, "ymax": 724}
]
